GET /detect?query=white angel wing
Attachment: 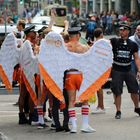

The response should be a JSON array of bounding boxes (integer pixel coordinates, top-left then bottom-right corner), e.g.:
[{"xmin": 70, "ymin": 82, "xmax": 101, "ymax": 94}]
[
  {"xmin": 0, "ymin": 33, "xmax": 20, "ymax": 90},
  {"xmin": 38, "ymin": 32, "xmax": 113, "ymax": 101},
  {"xmin": 77, "ymin": 38, "xmax": 113, "ymax": 101},
  {"xmin": 20, "ymin": 40, "xmax": 39, "ymax": 105}
]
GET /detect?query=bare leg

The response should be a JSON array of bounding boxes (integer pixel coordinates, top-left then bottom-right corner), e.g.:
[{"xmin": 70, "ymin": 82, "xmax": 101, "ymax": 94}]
[
  {"xmin": 97, "ymin": 89, "xmax": 104, "ymax": 109},
  {"xmin": 131, "ymin": 94, "xmax": 139, "ymax": 108},
  {"xmin": 114, "ymin": 95, "xmax": 121, "ymax": 112},
  {"xmin": 67, "ymin": 90, "xmax": 76, "ymax": 108}
]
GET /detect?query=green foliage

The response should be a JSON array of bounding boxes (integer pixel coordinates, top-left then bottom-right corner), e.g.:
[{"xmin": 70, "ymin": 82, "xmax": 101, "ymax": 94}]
[{"xmin": 70, "ymin": 0, "xmax": 79, "ymax": 7}]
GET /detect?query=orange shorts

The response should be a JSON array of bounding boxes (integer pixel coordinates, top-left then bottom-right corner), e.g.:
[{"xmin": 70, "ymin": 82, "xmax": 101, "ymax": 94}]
[{"xmin": 64, "ymin": 71, "xmax": 83, "ymax": 90}]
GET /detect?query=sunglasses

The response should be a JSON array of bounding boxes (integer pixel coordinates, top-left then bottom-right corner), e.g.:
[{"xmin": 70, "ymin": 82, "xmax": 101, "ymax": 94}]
[{"xmin": 119, "ymin": 28, "xmax": 129, "ymax": 31}]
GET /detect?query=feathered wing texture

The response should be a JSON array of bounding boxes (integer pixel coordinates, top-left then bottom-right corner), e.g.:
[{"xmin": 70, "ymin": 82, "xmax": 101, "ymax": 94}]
[
  {"xmin": 20, "ymin": 40, "xmax": 39, "ymax": 105},
  {"xmin": 0, "ymin": 33, "xmax": 20, "ymax": 90},
  {"xmin": 38, "ymin": 32, "xmax": 113, "ymax": 102}
]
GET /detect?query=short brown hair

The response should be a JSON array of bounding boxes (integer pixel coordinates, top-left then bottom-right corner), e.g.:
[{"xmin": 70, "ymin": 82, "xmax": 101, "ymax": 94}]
[
  {"xmin": 18, "ymin": 19, "xmax": 26, "ymax": 29},
  {"xmin": 94, "ymin": 28, "xmax": 103, "ymax": 38}
]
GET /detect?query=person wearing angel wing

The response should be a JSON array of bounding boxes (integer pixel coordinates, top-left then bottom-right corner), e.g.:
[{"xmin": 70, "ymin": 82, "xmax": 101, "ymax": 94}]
[
  {"xmin": 0, "ymin": 32, "xmax": 30, "ymax": 124},
  {"xmin": 0, "ymin": 32, "xmax": 20, "ymax": 91},
  {"xmin": 38, "ymin": 27, "xmax": 113, "ymax": 133},
  {"xmin": 0, "ymin": 26, "xmax": 50, "ymax": 127},
  {"xmin": 19, "ymin": 25, "xmax": 48, "ymax": 128},
  {"xmin": 18, "ymin": 25, "xmax": 38, "ymax": 125},
  {"xmin": 64, "ymin": 27, "xmax": 94, "ymax": 133},
  {"xmin": 91, "ymin": 28, "xmax": 106, "ymax": 114}
]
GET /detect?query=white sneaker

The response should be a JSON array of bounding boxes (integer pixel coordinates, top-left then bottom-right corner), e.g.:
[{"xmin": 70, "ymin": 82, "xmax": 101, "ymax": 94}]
[
  {"xmin": 70, "ymin": 127, "xmax": 77, "ymax": 133},
  {"xmin": 31, "ymin": 121, "xmax": 39, "ymax": 126},
  {"xmin": 91, "ymin": 108, "xmax": 105, "ymax": 114},
  {"xmin": 44, "ymin": 116, "xmax": 52, "ymax": 122},
  {"xmin": 81, "ymin": 125, "xmax": 96, "ymax": 133}
]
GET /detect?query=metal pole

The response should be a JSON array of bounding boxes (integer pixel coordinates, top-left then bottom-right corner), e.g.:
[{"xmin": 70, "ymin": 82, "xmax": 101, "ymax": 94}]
[
  {"xmin": 4, "ymin": 8, "xmax": 7, "ymax": 36},
  {"xmin": 79, "ymin": 0, "xmax": 82, "ymax": 16},
  {"xmin": 61, "ymin": 0, "xmax": 64, "ymax": 5}
]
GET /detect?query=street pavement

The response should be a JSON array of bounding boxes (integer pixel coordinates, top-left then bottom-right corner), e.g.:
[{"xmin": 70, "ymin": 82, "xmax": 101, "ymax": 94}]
[{"xmin": 0, "ymin": 87, "xmax": 140, "ymax": 140}]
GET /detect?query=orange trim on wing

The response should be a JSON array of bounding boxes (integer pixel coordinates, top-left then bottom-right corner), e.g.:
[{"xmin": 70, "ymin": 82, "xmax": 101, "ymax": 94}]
[
  {"xmin": 39, "ymin": 63, "xmax": 64, "ymax": 102},
  {"xmin": 22, "ymin": 71, "xmax": 38, "ymax": 106},
  {"xmin": 79, "ymin": 68, "xmax": 112, "ymax": 102},
  {"xmin": 40, "ymin": 83, "xmax": 47, "ymax": 104},
  {"xmin": 0, "ymin": 64, "xmax": 12, "ymax": 91}
]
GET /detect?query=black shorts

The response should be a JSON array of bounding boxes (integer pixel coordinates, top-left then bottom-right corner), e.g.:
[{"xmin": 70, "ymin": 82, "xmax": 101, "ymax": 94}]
[{"xmin": 111, "ymin": 69, "xmax": 139, "ymax": 95}]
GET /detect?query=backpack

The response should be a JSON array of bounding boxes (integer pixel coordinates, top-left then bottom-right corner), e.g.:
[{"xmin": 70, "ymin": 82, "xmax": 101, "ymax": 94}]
[{"xmin": 87, "ymin": 21, "xmax": 96, "ymax": 34}]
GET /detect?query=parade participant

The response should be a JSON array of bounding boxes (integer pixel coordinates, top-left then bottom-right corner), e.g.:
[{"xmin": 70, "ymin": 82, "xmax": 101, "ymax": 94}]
[
  {"xmin": 110, "ymin": 24, "xmax": 140, "ymax": 119},
  {"xmin": 65, "ymin": 27, "xmax": 96, "ymax": 133},
  {"xmin": 12, "ymin": 19, "xmax": 26, "ymax": 87},
  {"xmin": 37, "ymin": 26, "xmax": 53, "ymax": 123},
  {"xmin": 38, "ymin": 26, "xmax": 48, "ymax": 45},
  {"xmin": 38, "ymin": 30, "xmax": 112, "ymax": 133},
  {"xmin": 48, "ymin": 21, "xmax": 70, "ymax": 132},
  {"xmin": 23, "ymin": 25, "xmax": 49, "ymax": 128},
  {"xmin": 91, "ymin": 28, "xmax": 105, "ymax": 114},
  {"xmin": 15, "ymin": 19, "xmax": 26, "ymax": 40},
  {"xmin": 19, "ymin": 25, "xmax": 45, "ymax": 127},
  {"xmin": 49, "ymin": 34, "xmax": 70, "ymax": 132},
  {"xmin": 18, "ymin": 25, "xmax": 37, "ymax": 125}
]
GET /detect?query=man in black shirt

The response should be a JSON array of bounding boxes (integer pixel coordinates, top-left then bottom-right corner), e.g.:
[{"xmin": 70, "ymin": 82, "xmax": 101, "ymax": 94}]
[{"xmin": 110, "ymin": 24, "xmax": 140, "ymax": 119}]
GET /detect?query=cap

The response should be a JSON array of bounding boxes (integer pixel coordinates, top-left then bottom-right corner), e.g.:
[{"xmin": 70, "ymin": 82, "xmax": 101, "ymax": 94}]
[
  {"xmin": 68, "ymin": 27, "xmax": 81, "ymax": 35},
  {"xmin": 89, "ymin": 13, "xmax": 96, "ymax": 17},
  {"xmin": 38, "ymin": 26, "xmax": 48, "ymax": 34},
  {"xmin": 24, "ymin": 25, "xmax": 36, "ymax": 35},
  {"xmin": 119, "ymin": 24, "xmax": 131, "ymax": 30}
]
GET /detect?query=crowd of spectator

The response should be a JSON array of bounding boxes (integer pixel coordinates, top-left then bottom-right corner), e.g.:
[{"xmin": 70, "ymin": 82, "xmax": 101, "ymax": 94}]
[{"xmin": 0, "ymin": 6, "xmax": 40, "ymax": 25}]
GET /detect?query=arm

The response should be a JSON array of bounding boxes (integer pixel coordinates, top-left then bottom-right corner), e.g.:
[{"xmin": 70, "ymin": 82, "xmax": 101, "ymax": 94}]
[
  {"xmin": 63, "ymin": 20, "xmax": 69, "ymax": 34},
  {"xmin": 48, "ymin": 9, "xmax": 56, "ymax": 30},
  {"xmin": 134, "ymin": 52, "xmax": 140, "ymax": 72}
]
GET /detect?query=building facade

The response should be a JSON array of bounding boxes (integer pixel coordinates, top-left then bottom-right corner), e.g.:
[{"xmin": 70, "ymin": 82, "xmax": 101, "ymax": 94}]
[{"xmin": 86, "ymin": 0, "xmax": 139, "ymax": 15}]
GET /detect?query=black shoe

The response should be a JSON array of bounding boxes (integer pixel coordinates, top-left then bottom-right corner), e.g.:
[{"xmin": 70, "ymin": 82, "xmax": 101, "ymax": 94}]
[
  {"xmin": 56, "ymin": 126, "xmax": 64, "ymax": 132},
  {"xmin": 115, "ymin": 111, "xmax": 121, "ymax": 119},
  {"xmin": 19, "ymin": 113, "xmax": 29, "ymax": 124},
  {"xmin": 37, "ymin": 123, "xmax": 47, "ymax": 129},
  {"xmin": 12, "ymin": 81, "xmax": 19, "ymax": 87},
  {"xmin": 75, "ymin": 102, "xmax": 82, "ymax": 107},
  {"xmin": 13, "ymin": 102, "xmax": 19, "ymax": 106},
  {"xmin": 134, "ymin": 108, "xmax": 140, "ymax": 116},
  {"xmin": 63, "ymin": 126, "xmax": 70, "ymax": 132}
]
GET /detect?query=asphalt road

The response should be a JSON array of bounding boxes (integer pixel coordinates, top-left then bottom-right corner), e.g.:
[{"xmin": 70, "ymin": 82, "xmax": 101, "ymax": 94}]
[{"xmin": 0, "ymin": 87, "xmax": 140, "ymax": 140}]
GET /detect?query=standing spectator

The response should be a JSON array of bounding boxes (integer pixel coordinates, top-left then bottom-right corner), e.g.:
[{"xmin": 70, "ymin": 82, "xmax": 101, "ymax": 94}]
[
  {"xmin": 6, "ymin": 16, "xmax": 14, "ymax": 24},
  {"xmin": 110, "ymin": 24, "xmax": 140, "ymax": 119},
  {"xmin": 13, "ymin": 12, "xmax": 19, "ymax": 23},
  {"xmin": 129, "ymin": 25, "xmax": 140, "ymax": 100},
  {"xmin": 106, "ymin": 12, "xmax": 113, "ymax": 35},
  {"xmin": 129, "ymin": 25, "xmax": 140, "ymax": 74},
  {"xmin": 85, "ymin": 14, "xmax": 97, "ymax": 43},
  {"xmin": 100, "ymin": 11, "xmax": 107, "ymax": 34},
  {"xmin": 91, "ymin": 28, "xmax": 106, "ymax": 114}
]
